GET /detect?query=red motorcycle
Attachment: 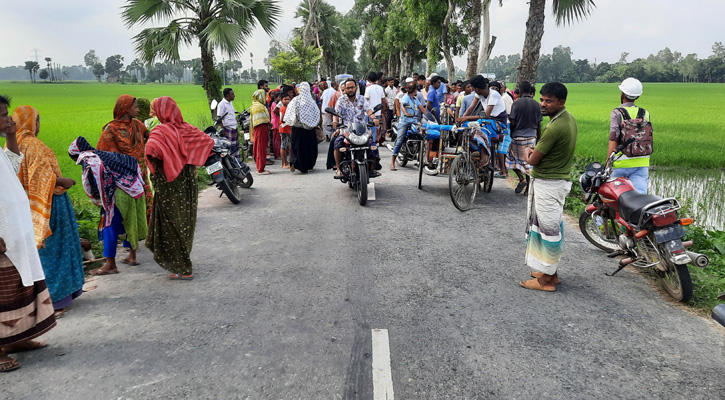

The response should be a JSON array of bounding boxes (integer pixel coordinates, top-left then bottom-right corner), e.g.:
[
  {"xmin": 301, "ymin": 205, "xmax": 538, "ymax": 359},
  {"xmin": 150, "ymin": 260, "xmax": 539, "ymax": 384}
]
[{"xmin": 579, "ymin": 138, "xmax": 709, "ymax": 302}]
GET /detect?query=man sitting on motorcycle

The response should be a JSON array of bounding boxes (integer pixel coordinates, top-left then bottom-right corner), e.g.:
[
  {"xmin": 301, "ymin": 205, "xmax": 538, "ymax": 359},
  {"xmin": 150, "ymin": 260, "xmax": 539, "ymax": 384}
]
[
  {"xmin": 332, "ymin": 79, "xmax": 381, "ymax": 177},
  {"xmin": 390, "ymin": 81, "xmax": 428, "ymax": 170}
]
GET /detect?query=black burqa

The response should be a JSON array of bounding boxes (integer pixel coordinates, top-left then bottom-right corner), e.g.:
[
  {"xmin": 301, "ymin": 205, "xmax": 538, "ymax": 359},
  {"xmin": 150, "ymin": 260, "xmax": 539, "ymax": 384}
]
[{"xmin": 290, "ymin": 126, "xmax": 318, "ymax": 172}]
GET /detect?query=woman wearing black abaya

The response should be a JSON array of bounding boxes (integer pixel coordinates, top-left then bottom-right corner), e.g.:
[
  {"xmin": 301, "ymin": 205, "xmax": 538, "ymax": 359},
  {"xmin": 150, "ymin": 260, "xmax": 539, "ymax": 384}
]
[{"xmin": 283, "ymin": 82, "xmax": 320, "ymax": 173}]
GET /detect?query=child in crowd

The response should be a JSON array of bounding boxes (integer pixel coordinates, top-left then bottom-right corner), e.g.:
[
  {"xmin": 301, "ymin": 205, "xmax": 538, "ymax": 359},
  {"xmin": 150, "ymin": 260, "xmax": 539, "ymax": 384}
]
[
  {"xmin": 270, "ymin": 92, "xmax": 282, "ymax": 160},
  {"xmin": 278, "ymin": 94, "xmax": 292, "ymax": 169}
]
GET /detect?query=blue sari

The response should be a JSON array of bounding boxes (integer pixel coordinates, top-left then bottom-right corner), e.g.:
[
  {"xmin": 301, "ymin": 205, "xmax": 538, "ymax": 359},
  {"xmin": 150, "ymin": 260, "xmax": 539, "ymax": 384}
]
[{"xmin": 37, "ymin": 193, "xmax": 85, "ymax": 310}]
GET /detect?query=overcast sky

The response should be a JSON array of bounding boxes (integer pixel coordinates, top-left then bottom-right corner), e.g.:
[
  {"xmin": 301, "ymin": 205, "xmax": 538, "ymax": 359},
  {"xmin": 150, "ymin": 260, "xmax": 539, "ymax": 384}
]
[{"xmin": 1, "ymin": 0, "xmax": 723, "ymax": 70}]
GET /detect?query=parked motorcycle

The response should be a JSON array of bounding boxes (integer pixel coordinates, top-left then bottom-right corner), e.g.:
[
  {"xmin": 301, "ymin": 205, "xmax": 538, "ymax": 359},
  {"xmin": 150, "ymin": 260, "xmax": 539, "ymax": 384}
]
[
  {"xmin": 325, "ymin": 104, "xmax": 383, "ymax": 206},
  {"xmin": 203, "ymin": 100, "xmax": 254, "ymax": 204},
  {"xmin": 579, "ymin": 137, "xmax": 709, "ymax": 302},
  {"xmin": 713, "ymin": 292, "xmax": 725, "ymax": 329}
]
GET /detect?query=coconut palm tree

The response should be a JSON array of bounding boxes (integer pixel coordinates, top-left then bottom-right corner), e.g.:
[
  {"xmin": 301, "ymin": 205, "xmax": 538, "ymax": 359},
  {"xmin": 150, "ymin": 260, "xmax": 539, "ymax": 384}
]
[
  {"xmin": 122, "ymin": 0, "xmax": 281, "ymax": 101},
  {"xmin": 517, "ymin": 0, "xmax": 595, "ymax": 87}
]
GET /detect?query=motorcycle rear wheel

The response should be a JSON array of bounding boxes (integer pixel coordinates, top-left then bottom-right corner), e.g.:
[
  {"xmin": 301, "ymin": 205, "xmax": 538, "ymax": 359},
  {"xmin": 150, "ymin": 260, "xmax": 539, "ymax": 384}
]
[
  {"xmin": 238, "ymin": 173, "xmax": 254, "ymax": 188},
  {"xmin": 357, "ymin": 164, "xmax": 368, "ymax": 206},
  {"xmin": 655, "ymin": 257, "xmax": 693, "ymax": 303},
  {"xmin": 579, "ymin": 211, "xmax": 620, "ymax": 252}
]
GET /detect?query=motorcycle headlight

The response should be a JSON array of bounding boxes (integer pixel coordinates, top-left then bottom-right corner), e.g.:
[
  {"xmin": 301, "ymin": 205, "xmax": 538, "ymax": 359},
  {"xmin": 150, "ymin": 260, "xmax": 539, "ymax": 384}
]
[{"xmin": 349, "ymin": 132, "xmax": 369, "ymax": 145}]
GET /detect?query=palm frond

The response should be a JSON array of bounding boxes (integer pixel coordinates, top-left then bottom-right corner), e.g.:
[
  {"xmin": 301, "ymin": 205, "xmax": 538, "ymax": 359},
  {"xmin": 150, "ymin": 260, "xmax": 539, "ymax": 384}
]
[
  {"xmin": 552, "ymin": 0, "xmax": 596, "ymax": 26},
  {"xmin": 199, "ymin": 19, "xmax": 247, "ymax": 58},
  {"xmin": 219, "ymin": 0, "xmax": 281, "ymax": 36},
  {"xmin": 122, "ymin": 0, "xmax": 180, "ymax": 27},
  {"xmin": 132, "ymin": 22, "xmax": 194, "ymax": 63}
]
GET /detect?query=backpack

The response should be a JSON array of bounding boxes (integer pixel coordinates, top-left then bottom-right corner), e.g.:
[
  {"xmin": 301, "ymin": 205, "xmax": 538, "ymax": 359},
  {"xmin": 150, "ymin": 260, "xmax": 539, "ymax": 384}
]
[{"xmin": 617, "ymin": 107, "xmax": 653, "ymax": 157}]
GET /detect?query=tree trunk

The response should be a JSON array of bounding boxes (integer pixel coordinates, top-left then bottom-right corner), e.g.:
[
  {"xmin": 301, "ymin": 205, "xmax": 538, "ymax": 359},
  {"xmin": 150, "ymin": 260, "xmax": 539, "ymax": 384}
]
[
  {"xmin": 441, "ymin": 0, "xmax": 456, "ymax": 82},
  {"xmin": 476, "ymin": 0, "xmax": 496, "ymax": 74},
  {"xmin": 200, "ymin": 42, "xmax": 220, "ymax": 102},
  {"xmin": 465, "ymin": 0, "xmax": 482, "ymax": 79},
  {"xmin": 517, "ymin": 0, "xmax": 546, "ymax": 88},
  {"xmin": 400, "ymin": 51, "xmax": 407, "ymax": 78}
]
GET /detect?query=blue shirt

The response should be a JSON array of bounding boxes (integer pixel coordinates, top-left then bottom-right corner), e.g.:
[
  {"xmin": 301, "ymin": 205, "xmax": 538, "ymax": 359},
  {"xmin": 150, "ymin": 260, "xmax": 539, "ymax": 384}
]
[
  {"xmin": 427, "ymin": 89, "xmax": 441, "ymax": 119},
  {"xmin": 400, "ymin": 94, "xmax": 422, "ymax": 124},
  {"xmin": 459, "ymin": 93, "xmax": 476, "ymax": 117}
]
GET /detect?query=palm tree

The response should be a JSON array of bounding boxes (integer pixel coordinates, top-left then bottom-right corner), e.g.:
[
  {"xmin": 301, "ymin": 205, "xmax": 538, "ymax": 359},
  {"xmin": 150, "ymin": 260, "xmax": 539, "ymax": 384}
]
[
  {"xmin": 517, "ymin": 0, "xmax": 595, "ymax": 87},
  {"xmin": 122, "ymin": 0, "xmax": 281, "ymax": 101},
  {"xmin": 44, "ymin": 57, "xmax": 54, "ymax": 82}
]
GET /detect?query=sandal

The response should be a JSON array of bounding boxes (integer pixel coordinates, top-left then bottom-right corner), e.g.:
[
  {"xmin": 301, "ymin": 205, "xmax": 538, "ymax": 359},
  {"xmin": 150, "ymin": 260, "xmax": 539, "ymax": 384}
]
[
  {"xmin": 519, "ymin": 278, "xmax": 556, "ymax": 292},
  {"xmin": 168, "ymin": 274, "xmax": 194, "ymax": 281},
  {"xmin": 121, "ymin": 258, "xmax": 139, "ymax": 266},
  {"xmin": 0, "ymin": 358, "xmax": 19, "ymax": 372},
  {"xmin": 530, "ymin": 271, "xmax": 561, "ymax": 284},
  {"xmin": 90, "ymin": 268, "xmax": 119, "ymax": 276},
  {"xmin": 515, "ymin": 180, "xmax": 528, "ymax": 194},
  {"xmin": 2, "ymin": 340, "xmax": 48, "ymax": 354}
]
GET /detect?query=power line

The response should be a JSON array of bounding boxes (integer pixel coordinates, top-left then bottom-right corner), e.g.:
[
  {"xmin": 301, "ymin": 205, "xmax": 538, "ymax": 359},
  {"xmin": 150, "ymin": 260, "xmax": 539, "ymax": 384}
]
[{"xmin": 31, "ymin": 48, "xmax": 41, "ymax": 63}]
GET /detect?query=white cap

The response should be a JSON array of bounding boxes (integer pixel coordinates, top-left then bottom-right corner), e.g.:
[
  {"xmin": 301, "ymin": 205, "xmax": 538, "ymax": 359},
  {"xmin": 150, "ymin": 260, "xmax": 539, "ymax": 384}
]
[
  {"xmin": 405, "ymin": 77, "xmax": 414, "ymax": 83},
  {"xmin": 428, "ymin": 73, "xmax": 439, "ymax": 80},
  {"xmin": 618, "ymin": 77, "xmax": 643, "ymax": 99}
]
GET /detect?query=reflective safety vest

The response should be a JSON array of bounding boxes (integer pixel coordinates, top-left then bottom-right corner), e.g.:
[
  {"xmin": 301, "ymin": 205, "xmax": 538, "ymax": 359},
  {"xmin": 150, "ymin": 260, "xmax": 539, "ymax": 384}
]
[{"xmin": 613, "ymin": 106, "xmax": 651, "ymax": 169}]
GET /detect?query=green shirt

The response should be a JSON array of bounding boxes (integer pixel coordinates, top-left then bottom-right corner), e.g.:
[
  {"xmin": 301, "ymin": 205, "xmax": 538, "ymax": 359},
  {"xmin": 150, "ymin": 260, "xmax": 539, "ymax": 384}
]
[{"xmin": 531, "ymin": 108, "xmax": 578, "ymax": 180}]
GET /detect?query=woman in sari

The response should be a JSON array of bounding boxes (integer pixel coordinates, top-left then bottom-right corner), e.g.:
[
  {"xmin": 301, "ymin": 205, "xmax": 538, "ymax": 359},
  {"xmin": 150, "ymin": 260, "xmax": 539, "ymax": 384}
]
[
  {"xmin": 11, "ymin": 106, "xmax": 84, "ymax": 314},
  {"xmin": 69, "ymin": 137, "xmax": 147, "ymax": 276},
  {"xmin": 283, "ymin": 82, "xmax": 320, "ymax": 173},
  {"xmin": 145, "ymin": 97, "xmax": 214, "ymax": 280},
  {"xmin": 251, "ymin": 89, "xmax": 271, "ymax": 174},
  {"xmin": 98, "ymin": 94, "xmax": 152, "ymax": 226}
]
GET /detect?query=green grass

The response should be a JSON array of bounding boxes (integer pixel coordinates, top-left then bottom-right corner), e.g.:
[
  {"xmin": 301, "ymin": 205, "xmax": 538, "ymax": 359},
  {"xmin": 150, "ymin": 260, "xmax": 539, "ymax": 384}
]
[
  {"xmin": 562, "ymin": 83, "xmax": 725, "ymax": 169},
  {"xmin": 0, "ymin": 81, "xmax": 258, "ymax": 199}
]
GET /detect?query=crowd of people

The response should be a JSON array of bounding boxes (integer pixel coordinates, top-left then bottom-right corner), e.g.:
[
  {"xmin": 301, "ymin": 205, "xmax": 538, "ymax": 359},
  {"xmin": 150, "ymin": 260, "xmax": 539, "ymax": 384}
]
[{"xmin": 0, "ymin": 70, "xmax": 650, "ymax": 371}]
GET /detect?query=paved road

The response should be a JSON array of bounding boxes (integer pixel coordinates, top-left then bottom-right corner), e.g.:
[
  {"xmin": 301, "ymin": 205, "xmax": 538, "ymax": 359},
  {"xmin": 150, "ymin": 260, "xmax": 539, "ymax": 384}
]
[{"xmin": 3, "ymin": 142, "xmax": 724, "ymax": 399}]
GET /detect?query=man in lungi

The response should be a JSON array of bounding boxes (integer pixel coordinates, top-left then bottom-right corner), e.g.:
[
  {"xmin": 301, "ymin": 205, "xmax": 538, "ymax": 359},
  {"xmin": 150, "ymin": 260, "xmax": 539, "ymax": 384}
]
[
  {"xmin": 0, "ymin": 94, "xmax": 56, "ymax": 371},
  {"xmin": 507, "ymin": 81, "xmax": 542, "ymax": 195},
  {"xmin": 520, "ymin": 82, "xmax": 578, "ymax": 292}
]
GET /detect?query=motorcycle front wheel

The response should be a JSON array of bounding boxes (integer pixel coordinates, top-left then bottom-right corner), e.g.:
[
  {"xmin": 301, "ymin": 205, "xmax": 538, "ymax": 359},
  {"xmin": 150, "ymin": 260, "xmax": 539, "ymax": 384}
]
[
  {"xmin": 579, "ymin": 211, "xmax": 620, "ymax": 252},
  {"xmin": 218, "ymin": 176, "xmax": 242, "ymax": 204},
  {"xmin": 238, "ymin": 173, "xmax": 254, "ymax": 188},
  {"xmin": 357, "ymin": 164, "xmax": 368, "ymax": 206}
]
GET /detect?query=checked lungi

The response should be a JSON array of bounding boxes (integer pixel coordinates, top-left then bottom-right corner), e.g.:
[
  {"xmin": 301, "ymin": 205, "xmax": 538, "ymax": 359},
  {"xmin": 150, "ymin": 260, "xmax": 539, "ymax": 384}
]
[
  {"xmin": 525, "ymin": 178, "xmax": 571, "ymax": 275},
  {"xmin": 507, "ymin": 137, "xmax": 536, "ymax": 175}
]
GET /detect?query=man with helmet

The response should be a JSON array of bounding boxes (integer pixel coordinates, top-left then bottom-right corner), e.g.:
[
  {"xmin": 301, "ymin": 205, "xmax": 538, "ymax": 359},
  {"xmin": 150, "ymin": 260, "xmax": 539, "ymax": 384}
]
[{"xmin": 607, "ymin": 77, "xmax": 652, "ymax": 194}]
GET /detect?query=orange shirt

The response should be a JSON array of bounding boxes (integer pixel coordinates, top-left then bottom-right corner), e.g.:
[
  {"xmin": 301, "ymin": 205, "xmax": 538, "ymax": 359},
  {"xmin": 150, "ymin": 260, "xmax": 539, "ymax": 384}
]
[{"xmin": 279, "ymin": 105, "xmax": 292, "ymax": 134}]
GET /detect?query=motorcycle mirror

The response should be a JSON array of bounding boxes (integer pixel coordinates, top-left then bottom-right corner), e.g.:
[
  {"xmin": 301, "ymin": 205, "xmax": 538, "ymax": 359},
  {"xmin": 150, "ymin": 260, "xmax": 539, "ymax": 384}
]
[
  {"xmin": 325, "ymin": 107, "xmax": 340, "ymax": 118},
  {"xmin": 373, "ymin": 103, "xmax": 384, "ymax": 112},
  {"xmin": 210, "ymin": 99, "xmax": 218, "ymax": 111}
]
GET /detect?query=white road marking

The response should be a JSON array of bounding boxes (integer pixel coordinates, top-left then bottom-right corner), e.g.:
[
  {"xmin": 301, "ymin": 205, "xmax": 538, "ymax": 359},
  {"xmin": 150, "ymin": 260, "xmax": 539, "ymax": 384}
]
[
  {"xmin": 369, "ymin": 183, "xmax": 376, "ymax": 201},
  {"xmin": 372, "ymin": 329, "xmax": 395, "ymax": 400}
]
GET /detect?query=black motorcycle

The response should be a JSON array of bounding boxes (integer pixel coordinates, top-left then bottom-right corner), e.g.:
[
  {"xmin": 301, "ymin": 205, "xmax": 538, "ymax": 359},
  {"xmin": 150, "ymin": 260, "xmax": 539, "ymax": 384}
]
[
  {"xmin": 395, "ymin": 121, "xmax": 425, "ymax": 168},
  {"xmin": 325, "ymin": 104, "xmax": 383, "ymax": 206},
  {"xmin": 204, "ymin": 100, "xmax": 254, "ymax": 204},
  {"xmin": 714, "ymin": 292, "xmax": 725, "ymax": 329}
]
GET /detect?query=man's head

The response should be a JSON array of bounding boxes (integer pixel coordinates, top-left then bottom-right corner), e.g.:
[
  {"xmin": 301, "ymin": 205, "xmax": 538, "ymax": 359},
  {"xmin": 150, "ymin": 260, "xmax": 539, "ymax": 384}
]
[
  {"xmin": 318, "ymin": 80, "xmax": 328, "ymax": 91},
  {"xmin": 470, "ymin": 75, "xmax": 490, "ymax": 97},
  {"xmin": 406, "ymin": 81, "xmax": 417, "ymax": 94},
  {"xmin": 519, "ymin": 81, "xmax": 534, "ymax": 96},
  {"xmin": 282, "ymin": 85, "xmax": 295, "ymax": 99},
  {"xmin": 488, "ymin": 81, "xmax": 502, "ymax": 94},
  {"xmin": 387, "ymin": 77, "xmax": 395, "ymax": 87},
  {"xmin": 619, "ymin": 77, "xmax": 642, "ymax": 102},
  {"xmin": 416, "ymin": 75, "xmax": 426, "ymax": 88},
  {"xmin": 430, "ymin": 76, "xmax": 442, "ymax": 89},
  {"xmin": 223, "ymin": 88, "xmax": 235, "ymax": 101},
  {"xmin": 331, "ymin": 80, "xmax": 339, "ymax": 90},
  {"xmin": 343, "ymin": 78, "xmax": 358, "ymax": 98},
  {"xmin": 257, "ymin": 80, "xmax": 269, "ymax": 91},
  {"xmin": 539, "ymin": 82, "xmax": 568, "ymax": 117},
  {"xmin": 368, "ymin": 72, "xmax": 378, "ymax": 84},
  {"xmin": 462, "ymin": 80, "xmax": 472, "ymax": 94},
  {"xmin": 0, "ymin": 95, "xmax": 15, "ymax": 138}
]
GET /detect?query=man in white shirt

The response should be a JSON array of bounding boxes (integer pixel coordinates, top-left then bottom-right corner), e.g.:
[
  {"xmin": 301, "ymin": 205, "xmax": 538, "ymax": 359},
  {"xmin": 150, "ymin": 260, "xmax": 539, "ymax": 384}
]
[
  {"xmin": 383, "ymin": 77, "xmax": 397, "ymax": 139},
  {"xmin": 364, "ymin": 72, "xmax": 385, "ymax": 142},
  {"xmin": 321, "ymin": 81, "xmax": 338, "ymax": 142},
  {"xmin": 217, "ymin": 88, "xmax": 241, "ymax": 160}
]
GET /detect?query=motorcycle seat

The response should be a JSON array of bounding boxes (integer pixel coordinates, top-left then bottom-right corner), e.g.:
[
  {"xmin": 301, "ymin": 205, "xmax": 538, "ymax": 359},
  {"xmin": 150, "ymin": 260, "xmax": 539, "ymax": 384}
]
[{"xmin": 618, "ymin": 190, "xmax": 662, "ymax": 224}]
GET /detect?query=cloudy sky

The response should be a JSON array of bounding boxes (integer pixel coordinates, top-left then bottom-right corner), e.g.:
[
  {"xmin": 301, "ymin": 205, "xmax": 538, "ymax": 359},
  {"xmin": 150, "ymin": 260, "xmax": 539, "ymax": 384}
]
[{"xmin": 1, "ymin": 0, "xmax": 723, "ymax": 70}]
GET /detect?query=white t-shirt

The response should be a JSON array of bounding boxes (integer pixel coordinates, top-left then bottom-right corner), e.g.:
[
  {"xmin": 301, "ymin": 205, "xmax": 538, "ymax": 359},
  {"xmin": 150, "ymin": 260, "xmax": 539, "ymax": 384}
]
[
  {"xmin": 365, "ymin": 84, "xmax": 385, "ymax": 117},
  {"xmin": 217, "ymin": 98, "xmax": 237, "ymax": 129},
  {"xmin": 384, "ymin": 86, "xmax": 397, "ymax": 109},
  {"xmin": 501, "ymin": 92, "xmax": 513, "ymax": 122},
  {"xmin": 474, "ymin": 90, "xmax": 506, "ymax": 118},
  {"xmin": 321, "ymin": 87, "xmax": 337, "ymax": 114}
]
